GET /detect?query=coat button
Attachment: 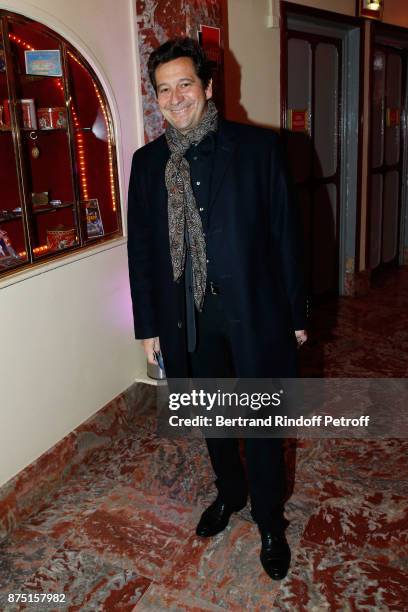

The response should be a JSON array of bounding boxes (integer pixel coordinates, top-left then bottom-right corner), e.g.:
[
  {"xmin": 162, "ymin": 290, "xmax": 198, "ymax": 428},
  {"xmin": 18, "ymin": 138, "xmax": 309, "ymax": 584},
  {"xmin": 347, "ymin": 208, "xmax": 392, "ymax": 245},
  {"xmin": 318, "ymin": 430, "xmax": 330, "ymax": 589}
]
[{"xmin": 177, "ymin": 321, "xmax": 183, "ymax": 328}]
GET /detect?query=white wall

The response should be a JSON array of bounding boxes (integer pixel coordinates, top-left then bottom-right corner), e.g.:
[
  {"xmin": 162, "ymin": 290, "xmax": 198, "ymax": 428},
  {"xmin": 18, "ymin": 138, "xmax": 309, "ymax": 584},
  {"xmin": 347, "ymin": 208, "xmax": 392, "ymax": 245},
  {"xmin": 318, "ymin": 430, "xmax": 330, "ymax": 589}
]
[
  {"xmin": 0, "ymin": 0, "xmax": 147, "ymax": 487},
  {"xmin": 225, "ymin": 0, "xmax": 281, "ymax": 127}
]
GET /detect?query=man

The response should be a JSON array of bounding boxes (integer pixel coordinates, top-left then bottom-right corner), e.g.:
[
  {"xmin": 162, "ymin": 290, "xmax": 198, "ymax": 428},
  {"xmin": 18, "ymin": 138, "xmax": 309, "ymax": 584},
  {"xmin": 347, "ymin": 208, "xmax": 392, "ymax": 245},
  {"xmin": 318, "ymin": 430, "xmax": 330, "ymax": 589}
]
[{"xmin": 127, "ymin": 37, "xmax": 307, "ymax": 580}]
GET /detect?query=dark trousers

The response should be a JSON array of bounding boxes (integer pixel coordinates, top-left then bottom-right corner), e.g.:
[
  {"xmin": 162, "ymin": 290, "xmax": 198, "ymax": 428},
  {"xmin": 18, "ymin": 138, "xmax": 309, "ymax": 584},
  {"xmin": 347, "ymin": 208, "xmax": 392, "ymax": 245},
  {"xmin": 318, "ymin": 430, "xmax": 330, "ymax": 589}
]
[{"xmin": 188, "ymin": 293, "xmax": 286, "ymax": 533}]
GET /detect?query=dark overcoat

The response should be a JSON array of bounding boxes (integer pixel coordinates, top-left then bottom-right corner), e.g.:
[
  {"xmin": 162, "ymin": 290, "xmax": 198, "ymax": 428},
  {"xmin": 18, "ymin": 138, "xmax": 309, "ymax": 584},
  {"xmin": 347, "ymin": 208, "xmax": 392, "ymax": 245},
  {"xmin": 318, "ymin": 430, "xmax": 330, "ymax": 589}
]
[{"xmin": 127, "ymin": 118, "xmax": 307, "ymax": 378}]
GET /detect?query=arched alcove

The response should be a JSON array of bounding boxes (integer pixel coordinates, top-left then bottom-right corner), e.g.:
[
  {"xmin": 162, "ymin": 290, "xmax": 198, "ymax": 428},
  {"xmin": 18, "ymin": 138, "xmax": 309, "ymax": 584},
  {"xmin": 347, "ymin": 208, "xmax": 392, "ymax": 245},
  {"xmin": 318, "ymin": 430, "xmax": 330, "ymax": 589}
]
[{"xmin": 0, "ymin": 9, "xmax": 122, "ymax": 276}]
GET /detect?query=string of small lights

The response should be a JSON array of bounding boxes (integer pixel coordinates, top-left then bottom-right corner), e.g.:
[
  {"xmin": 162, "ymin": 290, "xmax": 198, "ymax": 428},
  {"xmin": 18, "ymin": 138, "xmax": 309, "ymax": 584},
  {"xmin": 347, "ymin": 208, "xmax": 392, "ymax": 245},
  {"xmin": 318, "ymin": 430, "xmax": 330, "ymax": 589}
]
[
  {"xmin": 68, "ymin": 51, "xmax": 116, "ymax": 212},
  {"xmin": 91, "ymin": 80, "xmax": 116, "ymax": 212},
  {"xmin": 8, "ymin": 33, "xmax": 33, "ymax": 50}
]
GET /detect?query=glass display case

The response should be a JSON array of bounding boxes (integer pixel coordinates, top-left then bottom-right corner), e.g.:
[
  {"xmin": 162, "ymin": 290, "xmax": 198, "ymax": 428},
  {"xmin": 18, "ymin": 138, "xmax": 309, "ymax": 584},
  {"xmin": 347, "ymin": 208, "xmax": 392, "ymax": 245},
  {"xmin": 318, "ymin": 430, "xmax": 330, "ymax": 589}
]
[{"xmin": 0, "ymin": 10, "xmax": 122, "ymax": 277}]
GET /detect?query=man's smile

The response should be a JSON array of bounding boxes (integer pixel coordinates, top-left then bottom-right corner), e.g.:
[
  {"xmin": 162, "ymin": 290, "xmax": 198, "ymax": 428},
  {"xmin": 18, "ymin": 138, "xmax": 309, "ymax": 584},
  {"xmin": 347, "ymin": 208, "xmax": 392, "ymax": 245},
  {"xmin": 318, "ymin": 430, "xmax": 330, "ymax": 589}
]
[{"xmin": 170, "ymin": 106, "xmax": 192, "ymax": 115}]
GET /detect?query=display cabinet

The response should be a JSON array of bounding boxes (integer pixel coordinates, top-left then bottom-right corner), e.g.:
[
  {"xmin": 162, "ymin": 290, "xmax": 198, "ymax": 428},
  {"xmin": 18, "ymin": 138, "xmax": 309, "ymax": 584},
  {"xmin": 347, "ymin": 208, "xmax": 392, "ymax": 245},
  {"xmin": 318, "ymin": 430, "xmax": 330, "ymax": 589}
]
[{"xmin": 0, "ymin": 10, "xmax": 122, "ymax": 277}]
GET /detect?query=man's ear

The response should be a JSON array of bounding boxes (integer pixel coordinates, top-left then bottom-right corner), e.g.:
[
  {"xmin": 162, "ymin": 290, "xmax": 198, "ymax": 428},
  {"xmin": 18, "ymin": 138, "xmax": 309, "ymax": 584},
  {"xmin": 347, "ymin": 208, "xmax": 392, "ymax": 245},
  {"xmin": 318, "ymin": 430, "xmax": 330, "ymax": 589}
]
[{"xmin": 205, "ymin": 78, "xmax": 213, "ymax": 100}]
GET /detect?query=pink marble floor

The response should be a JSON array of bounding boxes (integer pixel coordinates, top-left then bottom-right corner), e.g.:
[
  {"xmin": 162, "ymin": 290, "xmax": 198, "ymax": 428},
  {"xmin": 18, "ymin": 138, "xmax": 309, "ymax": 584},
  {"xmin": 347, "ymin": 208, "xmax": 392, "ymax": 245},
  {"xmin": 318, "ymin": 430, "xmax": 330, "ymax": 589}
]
[{"xmin": 1, "ymin": 268, "xmax": 408, "ymax": 610}]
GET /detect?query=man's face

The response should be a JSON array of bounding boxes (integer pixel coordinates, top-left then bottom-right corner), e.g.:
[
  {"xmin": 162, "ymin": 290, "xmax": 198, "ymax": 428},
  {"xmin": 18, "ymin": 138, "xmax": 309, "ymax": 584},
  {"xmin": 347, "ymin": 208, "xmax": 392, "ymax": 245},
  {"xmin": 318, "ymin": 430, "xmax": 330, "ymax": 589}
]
[{"xmin": 155, "ymin": 56, "xmax": 212, "ymax": 134}]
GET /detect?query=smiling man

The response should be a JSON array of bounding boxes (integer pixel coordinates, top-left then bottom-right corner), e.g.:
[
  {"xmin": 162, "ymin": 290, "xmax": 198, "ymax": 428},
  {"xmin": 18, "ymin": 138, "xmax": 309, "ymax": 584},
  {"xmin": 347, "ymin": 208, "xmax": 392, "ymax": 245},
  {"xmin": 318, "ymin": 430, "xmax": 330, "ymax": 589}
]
[{"xmin": 127, "ymin": 37, "xmax": 308, "ymax": 581}]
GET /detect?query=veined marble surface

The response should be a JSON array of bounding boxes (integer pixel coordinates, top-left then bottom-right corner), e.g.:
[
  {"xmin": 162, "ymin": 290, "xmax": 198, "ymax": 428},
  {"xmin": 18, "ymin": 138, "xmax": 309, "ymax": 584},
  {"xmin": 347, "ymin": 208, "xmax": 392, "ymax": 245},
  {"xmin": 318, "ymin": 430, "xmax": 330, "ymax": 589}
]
[
  {"xmin": 136, "ymin": 0, "xmax": 223, "ymax": 143},
  {"xmin": 1, "ymin": 268, "xmax": 408, "ymax": 609}
]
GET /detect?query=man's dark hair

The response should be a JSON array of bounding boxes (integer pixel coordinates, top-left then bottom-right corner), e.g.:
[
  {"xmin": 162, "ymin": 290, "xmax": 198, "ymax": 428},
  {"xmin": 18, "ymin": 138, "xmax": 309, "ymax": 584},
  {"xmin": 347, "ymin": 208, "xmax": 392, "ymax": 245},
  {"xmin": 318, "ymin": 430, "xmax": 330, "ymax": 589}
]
[{"xmin": 148, "ymin": 37, "xmax": 212, "ymax": 93}]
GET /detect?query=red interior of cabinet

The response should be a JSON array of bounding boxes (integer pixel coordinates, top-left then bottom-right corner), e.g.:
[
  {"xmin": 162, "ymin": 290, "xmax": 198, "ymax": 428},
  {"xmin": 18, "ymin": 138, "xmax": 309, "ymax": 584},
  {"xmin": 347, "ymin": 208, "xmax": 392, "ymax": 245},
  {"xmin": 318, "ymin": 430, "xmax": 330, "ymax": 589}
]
[{"xmin": 1, "ymin": 14, "xmax": 121, "ymax": 270}]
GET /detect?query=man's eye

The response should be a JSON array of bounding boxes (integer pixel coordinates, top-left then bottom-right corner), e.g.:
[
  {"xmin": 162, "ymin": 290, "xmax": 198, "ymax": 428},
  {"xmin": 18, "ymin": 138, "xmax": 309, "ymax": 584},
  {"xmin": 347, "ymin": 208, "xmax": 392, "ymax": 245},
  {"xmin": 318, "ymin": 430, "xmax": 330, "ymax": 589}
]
[
  {"xmin": 159, "ymin": 88, "xmax": 169, "ymax": 94},
  {"xmin": 181, "ymin": 82, "xmax": 191, "ymax": 88}
]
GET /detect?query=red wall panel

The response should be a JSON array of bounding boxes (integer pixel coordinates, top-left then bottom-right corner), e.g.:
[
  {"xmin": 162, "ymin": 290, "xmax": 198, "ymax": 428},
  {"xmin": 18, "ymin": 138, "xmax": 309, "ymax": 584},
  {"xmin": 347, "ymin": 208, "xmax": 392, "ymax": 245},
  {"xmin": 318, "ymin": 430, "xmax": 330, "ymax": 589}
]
[{"xmin": 136, "ymin": 0, "xmax": 225, "ymax": 142}]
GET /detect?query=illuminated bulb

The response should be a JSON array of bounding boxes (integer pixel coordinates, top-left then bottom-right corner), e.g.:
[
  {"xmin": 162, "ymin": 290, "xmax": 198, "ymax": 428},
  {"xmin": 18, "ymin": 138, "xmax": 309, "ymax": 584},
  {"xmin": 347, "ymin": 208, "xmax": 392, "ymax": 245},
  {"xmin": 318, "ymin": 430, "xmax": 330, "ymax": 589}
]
[
  {"xmin": 366, "ymin": 1, "xmax": 381, "ymax": 9},
  {"xmin": 20, "ymin": 245, "xmax": 50, "ymax": 256}
]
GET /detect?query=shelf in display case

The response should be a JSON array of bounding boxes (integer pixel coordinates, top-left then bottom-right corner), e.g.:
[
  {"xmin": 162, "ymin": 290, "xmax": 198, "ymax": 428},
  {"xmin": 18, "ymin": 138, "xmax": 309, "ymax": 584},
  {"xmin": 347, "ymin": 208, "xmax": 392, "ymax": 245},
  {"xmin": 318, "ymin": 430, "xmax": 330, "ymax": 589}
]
[
  {"xmin": 1, "ymin": 105, "xmax": 69, "ymax": 132},
  {"xmin": 0, "ymin": 202, "xmax": 74, "ymax": 223},
  {"xmin": 19, "ymin": 74, "xmax": 62, "ymax": 81},
  {"xmin": 0, "ymin": 211, "xmax": 22, "ymax": 223},
  {"xmin": 32, "ymin": 202, "xmax": 74, "ymax": 215},
  {"xmin": 21, "ymin": 127, "xmax": 68, "ymax": 132}
]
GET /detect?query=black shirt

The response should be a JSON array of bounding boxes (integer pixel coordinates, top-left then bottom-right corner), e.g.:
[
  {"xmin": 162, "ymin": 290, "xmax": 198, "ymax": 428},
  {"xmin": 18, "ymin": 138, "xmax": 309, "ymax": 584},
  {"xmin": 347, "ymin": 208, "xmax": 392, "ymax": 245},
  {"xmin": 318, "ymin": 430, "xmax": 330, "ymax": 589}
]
[
  {"xmin": 185, "ymin": 130, "xmax": 217, "ymax": 283},
  {"xmin": 184, "ymin": 130, "xmax": 218, "ymax": 351}
]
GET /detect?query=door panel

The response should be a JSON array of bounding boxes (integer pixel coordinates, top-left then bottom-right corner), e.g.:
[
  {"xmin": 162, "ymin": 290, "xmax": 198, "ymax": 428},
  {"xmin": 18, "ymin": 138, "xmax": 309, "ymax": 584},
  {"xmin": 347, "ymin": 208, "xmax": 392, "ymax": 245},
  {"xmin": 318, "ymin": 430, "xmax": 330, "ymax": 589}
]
[
  {"xmin": 385, "ymin": 53, "xmax": 401, "ymax": 167},
  {"xmin": 286, "ymin": 32, "xmax": 341, "ymax": 296},
  {"xmin": 369, "ymin": 45, "xmax": 405, "ymax": 270},
  {"xmin": 298, "ymin": 187, "xmax": 312, "ymax": 289},
  {"xmin": 369, "ymin": 173, "xmax": 383, "ymax": 269},
  {"xmin": 314, "ymin": 43, "xmax": 338, "ymax": 179},
  {"xmin": 372, "ymin": 50, "xmax": 385, "ymax": 169},
  {"xmin": 288, "ymin": 38, "xmax": 311, "ymax": 106},
  {"xmin": 382, "ymin": 171, "xmax": 399, "ymax": 263},
  {"xmin": 287, "ymin": 38, "xmax": 312, "ymax": 184},
  {"xmin": 313, "ymin": 183, "xmax": 337, "ymax": 294}
]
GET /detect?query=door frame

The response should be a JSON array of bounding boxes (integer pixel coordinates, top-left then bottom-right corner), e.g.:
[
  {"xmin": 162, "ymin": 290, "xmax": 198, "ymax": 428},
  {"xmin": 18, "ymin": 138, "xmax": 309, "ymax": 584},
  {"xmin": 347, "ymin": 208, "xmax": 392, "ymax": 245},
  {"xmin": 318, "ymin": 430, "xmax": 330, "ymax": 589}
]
[
  {"xmin": 369, "ymin": 22, "xmax": 408, "ymax": 269},
  {"xmin": 281, "ymin": 2, "xmax": 364, "ymax": 295}
]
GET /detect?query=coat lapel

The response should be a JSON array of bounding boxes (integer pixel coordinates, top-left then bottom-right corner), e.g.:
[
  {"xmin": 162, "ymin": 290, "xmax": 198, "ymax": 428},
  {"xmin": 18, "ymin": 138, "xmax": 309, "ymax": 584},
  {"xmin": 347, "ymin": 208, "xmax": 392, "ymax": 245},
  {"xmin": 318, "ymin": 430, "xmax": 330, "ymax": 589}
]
[
  {"xmin": 153, "ymin": 134, "xmax": 170, "ymax": 176},
  {"xmin": 151, "ymin": 135, "xmax": 170, "ymax": 217},
  {"xmin": 209, "ymin": 119, "xmax": 238, "ymax": 215}
]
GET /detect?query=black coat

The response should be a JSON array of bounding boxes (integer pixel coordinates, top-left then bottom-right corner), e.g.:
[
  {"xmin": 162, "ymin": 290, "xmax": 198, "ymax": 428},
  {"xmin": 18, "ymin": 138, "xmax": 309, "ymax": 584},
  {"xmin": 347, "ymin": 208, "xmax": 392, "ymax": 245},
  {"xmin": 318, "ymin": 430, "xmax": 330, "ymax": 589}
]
[{"xmin": 127, "ymin": 119, "xmax": 307, "ymax": 378}]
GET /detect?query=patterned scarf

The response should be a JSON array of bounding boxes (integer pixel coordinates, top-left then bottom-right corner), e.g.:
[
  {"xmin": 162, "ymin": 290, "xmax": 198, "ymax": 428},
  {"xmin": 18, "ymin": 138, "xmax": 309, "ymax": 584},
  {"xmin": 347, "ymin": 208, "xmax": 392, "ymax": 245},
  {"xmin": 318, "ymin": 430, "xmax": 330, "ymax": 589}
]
[{"xmin": 165, "ymin": 99, "xmax": 218, "ymax": 311}]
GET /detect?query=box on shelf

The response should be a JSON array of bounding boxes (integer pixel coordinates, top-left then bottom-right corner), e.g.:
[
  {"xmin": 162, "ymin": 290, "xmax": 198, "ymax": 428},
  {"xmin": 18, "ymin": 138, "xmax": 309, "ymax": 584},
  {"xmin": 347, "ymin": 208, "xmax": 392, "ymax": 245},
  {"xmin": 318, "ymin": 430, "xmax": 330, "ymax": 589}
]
[
  {"xmin": 20, "ymin": 99, "xmax": 37, "ymax": 129},
  {"xmin": 31, "ymin": 192, "xmax": 49, "ymax": 208},
  {"xmin": 46, "ymin": 225, "xmax": 76, "ymax": 251},
  {"xmin": 1, "ymin": 99, "xmax": 38, "ymax": 129},
  {"xmin": 37, "ymin": 107, "xmax": 67, "ymax": 130},
  {"xmin": 0, "ymin": 99, "xmax": 10, "ymax": 129}
]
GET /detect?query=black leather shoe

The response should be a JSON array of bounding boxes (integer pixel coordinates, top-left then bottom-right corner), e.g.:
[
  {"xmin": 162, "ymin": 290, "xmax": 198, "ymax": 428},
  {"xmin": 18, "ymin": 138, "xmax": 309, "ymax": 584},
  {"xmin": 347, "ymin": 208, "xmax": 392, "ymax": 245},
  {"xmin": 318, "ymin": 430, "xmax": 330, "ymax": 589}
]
[
  {"xmin": 196, "ymin": 497, "xmax": 246, "ymax": 537},
  {"xmin": 260, "ymin": 531, "xmax": 291, "ymax": 580}
]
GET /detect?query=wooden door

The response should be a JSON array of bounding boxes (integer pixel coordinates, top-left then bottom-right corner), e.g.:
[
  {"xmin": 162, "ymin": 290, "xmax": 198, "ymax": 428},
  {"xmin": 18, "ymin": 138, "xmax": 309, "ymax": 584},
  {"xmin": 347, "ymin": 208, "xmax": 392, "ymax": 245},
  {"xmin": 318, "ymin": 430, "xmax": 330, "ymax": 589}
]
[{"xmin": 285, "ymin": 31, "xmax": 342, "ymax": 296}]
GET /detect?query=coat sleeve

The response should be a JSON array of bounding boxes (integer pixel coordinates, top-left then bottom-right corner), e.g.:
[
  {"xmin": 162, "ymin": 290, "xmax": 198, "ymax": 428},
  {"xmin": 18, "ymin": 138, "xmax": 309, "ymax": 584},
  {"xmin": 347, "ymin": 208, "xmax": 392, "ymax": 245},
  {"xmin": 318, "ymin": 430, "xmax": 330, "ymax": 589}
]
[
  {"xmin": 269, "ymin": 134, "xmax": 309, "ymax": 330},
  {"xmin": 127, "ymin": 150, "xmax": 158, "ymax": 339}
]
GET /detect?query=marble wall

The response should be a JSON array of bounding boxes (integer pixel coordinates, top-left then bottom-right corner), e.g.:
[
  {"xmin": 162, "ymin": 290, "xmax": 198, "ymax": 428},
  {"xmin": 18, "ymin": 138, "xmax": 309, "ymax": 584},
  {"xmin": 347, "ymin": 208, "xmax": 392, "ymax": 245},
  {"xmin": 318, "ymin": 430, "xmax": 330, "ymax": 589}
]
[{"xmin": 135, "ymin": 0, "xmax": 224, "ymax": 142}]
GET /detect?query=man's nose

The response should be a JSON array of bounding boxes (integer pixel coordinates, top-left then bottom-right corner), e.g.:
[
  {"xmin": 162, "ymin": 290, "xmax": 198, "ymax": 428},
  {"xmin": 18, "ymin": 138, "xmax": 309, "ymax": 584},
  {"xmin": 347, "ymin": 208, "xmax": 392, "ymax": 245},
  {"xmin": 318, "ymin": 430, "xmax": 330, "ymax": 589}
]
[{"xmin": 170, "ymin": 88, "xmax": 183, "ymax": 105}]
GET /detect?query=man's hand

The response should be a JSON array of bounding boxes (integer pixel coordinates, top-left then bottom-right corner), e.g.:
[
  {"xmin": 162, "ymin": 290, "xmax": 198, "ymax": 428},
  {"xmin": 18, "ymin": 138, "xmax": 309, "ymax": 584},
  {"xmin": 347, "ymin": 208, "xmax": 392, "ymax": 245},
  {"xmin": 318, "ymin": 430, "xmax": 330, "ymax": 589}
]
[
  {"xmin": 295, "ymin": 330, "xmax": 307, "ymax": 348},
  {"xmin": 141, "ymin": 337, "xmax": 161, "ymax": 364}
]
